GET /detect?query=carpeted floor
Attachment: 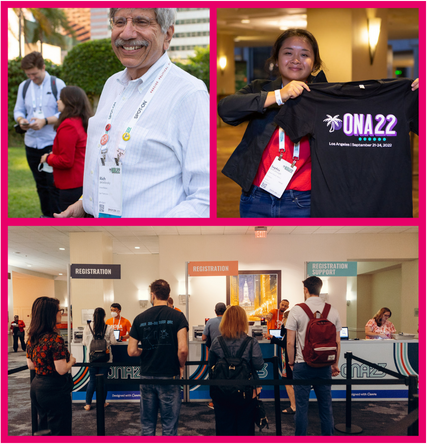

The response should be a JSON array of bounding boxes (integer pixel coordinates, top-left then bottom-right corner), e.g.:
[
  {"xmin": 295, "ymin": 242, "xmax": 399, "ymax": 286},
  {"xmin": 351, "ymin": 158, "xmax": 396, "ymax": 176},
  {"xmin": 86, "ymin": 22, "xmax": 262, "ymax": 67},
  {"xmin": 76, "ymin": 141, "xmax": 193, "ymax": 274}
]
[{"xmin": 8, "ymin": 351, "xmax": 412, "ymax": 437}]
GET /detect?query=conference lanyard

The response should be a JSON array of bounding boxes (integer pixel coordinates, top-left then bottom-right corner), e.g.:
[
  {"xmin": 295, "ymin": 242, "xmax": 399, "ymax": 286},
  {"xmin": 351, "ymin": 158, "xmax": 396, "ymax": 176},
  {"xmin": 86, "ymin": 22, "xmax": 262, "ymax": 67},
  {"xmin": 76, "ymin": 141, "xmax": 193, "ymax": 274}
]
[
  {"xmin": 99, "ymin": 61, "xmax": 172, "ymax": 163},
  {"xmin": 278, "ymin": 127, "xmax": 300, "ymax": 166},
  {"xmin": 31, "ymin": 81, "xmax": 44, "ymax": 117}
]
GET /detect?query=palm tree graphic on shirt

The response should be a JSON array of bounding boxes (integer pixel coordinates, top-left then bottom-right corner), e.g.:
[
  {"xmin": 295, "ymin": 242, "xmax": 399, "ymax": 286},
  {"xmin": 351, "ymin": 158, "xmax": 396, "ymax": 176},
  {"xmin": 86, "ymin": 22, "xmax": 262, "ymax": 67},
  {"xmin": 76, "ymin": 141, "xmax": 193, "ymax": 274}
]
[{"xmin": 323, "ymin": 115, "xmax": 343, "ymax": 132}]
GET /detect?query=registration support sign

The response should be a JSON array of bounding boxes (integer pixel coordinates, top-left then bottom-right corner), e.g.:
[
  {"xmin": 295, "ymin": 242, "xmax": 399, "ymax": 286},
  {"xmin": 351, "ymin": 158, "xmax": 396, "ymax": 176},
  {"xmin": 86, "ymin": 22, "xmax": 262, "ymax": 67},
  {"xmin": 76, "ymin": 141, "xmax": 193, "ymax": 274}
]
[{"xmin": 307, "ymin": 261, "xmax": 357, "ymax": 277}]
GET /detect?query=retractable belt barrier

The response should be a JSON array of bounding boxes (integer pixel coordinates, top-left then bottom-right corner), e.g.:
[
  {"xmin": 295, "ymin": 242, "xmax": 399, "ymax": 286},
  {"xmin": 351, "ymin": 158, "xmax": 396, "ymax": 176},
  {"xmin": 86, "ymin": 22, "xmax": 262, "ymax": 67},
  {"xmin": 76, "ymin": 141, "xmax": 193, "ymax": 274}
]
[{"xmin": 14, "ymin": 353, "xmax": 417, "ymax": 437}]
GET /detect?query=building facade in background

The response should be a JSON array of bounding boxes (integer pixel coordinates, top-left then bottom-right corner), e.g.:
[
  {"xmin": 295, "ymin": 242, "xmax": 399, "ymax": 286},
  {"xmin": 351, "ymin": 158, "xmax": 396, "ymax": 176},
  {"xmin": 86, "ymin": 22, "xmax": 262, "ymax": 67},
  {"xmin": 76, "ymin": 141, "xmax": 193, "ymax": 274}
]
[{"xmin": 89, "ymin": 8, "xmax": 209, "ymax": 61}]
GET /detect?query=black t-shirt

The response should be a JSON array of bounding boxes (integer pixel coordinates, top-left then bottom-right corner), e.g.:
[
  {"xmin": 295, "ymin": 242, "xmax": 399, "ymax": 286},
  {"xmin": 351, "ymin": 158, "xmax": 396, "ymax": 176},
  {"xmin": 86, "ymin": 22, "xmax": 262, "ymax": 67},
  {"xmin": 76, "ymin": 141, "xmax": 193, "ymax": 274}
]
[
  {"xmin": 130, "ymin": 305, "xmax": 188, "ymax": 377},
  {"xmin": 275, "ymin": 79, "xmax": 418, "ymax": 217}
]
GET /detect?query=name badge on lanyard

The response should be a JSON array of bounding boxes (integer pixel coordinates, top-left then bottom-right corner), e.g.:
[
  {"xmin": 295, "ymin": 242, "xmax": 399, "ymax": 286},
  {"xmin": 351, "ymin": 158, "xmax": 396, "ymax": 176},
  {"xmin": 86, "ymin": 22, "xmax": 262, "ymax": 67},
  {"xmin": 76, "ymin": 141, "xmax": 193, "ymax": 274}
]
[
  {"xmin": 97, "ymin": 61, "xmax": 172, "ymax": 218},
  {"xmin": 31, "ymin": 82, "xmax": 45, "ymax": 119},
  {"xmin": 260, "ymin": 128, "xmax": 300, "ymax": 198},
  {"xmin": 98, "ymin": 160, "xmax": 123, "ymax": 218}
]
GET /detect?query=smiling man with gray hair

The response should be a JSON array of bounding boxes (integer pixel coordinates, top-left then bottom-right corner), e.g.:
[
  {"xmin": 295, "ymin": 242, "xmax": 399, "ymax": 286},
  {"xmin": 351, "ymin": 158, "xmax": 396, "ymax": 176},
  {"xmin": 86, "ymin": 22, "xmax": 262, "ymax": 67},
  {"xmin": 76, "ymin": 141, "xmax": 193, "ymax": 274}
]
[{"xmin": 55, "ymin": 8, "xmax": 209, "ymax": 219}]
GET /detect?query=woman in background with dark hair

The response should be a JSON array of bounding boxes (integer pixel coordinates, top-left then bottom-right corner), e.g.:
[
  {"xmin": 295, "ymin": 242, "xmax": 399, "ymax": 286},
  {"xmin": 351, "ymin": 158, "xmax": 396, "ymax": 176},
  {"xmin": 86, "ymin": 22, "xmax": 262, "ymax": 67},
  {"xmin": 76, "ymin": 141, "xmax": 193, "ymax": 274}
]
[
  {"xmin": 82, "ymin": 307, "xmax": 117, "ymax": 411},
  {"xmin": 40, "ymin": 86, "xmax": 93, "ymax": 212},
  {"xmin": 26, "ymin": 297, "xmax": 76, "ymax": 436},
  {"xmin": 219, "ymin": 29, "xmax": 326, "ymax": 218}
]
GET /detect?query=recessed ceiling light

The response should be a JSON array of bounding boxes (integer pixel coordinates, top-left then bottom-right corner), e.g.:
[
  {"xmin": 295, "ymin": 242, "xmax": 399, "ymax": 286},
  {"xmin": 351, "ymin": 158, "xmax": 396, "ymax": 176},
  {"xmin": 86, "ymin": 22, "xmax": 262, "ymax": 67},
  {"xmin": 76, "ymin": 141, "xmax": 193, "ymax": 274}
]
[
  {"xmin": 59, "ymin": 247, "xmax": 65, "ymax": 251},
  {"xmin": 135, "ymin": 247, "xmax": 140, "ymax": 249},
  {"xmin": 241, "ymin": 19, "xmax": 250, "ymax": 24},
  {"xmin": 59, "ymin": 273, "xmax": 63, "ymax": 276},
  {"xmin": 27, "ymin": 264, "xmax": 32, "ymax": 267}
]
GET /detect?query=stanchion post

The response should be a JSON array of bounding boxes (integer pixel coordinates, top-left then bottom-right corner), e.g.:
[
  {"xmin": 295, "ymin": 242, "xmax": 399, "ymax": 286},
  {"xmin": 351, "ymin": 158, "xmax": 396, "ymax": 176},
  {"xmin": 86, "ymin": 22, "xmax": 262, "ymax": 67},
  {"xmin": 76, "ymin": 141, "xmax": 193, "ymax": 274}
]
[
  {"xmin": 272, "ymin": 356, "xmax": 282, "ymax": 436},
  {"xmin": 96, "ymin": 374, "xmax": 105, "ymax": 436},
  {"xmin": 30, "ymin": 369, "xmax": 38, "ymax": 435},
  {"xmin": 334, "ymin": 351, "xmax": 362, "ymax": 434},
  {"xmin": 407, "ymin": 375, "xmax": 418, "ymax": 436},
  {"xmin": 345, "ymin": 351, "xmax": 352, "ymax": 429}
]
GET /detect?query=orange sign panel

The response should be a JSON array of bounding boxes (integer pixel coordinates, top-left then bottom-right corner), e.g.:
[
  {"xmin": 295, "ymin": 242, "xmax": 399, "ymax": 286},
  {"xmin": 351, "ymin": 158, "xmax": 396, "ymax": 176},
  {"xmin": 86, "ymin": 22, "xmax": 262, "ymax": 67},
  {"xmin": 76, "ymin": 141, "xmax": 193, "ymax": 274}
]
[{"xmin": 188, "ymin": 261, "xmax": 238, "ymax": 276}]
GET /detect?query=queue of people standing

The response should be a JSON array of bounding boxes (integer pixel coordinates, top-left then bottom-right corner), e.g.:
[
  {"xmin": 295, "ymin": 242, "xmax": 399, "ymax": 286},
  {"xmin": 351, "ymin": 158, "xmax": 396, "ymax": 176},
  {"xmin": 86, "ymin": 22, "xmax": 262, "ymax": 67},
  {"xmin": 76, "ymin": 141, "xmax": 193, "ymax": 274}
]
[
  {"xmin": 23, "ymin": 276, "xmax": 401, "ymax": 436},
  {"xmin": 14, "ymin": 7, "xmax": 209, "ymax": 219}
]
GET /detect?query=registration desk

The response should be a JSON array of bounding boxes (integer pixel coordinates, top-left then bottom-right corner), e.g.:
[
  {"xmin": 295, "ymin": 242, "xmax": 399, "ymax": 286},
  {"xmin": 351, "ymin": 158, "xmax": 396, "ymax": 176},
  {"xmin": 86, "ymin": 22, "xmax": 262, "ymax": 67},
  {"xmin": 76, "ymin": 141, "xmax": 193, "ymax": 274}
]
[{"xmin": 71, "ymin": 339, "xmax": 418, "ymax": 402}]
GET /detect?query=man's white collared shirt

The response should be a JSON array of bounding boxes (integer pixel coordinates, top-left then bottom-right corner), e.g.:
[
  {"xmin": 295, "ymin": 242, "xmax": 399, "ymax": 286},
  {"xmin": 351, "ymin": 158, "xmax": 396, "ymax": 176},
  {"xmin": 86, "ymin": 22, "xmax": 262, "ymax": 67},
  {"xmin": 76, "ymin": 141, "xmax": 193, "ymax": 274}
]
[{"xmin": 83, "ymin": 52, "xmax": 210, "ymax": 218}]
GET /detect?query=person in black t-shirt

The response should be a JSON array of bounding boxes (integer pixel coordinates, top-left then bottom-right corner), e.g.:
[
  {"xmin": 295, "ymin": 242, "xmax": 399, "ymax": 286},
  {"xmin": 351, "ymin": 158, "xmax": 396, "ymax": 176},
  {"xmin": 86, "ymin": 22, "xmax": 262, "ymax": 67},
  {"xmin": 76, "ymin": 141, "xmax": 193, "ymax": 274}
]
[{"xmin": 128, "ymin": 279, "xmax": 188, "ymax": 436}]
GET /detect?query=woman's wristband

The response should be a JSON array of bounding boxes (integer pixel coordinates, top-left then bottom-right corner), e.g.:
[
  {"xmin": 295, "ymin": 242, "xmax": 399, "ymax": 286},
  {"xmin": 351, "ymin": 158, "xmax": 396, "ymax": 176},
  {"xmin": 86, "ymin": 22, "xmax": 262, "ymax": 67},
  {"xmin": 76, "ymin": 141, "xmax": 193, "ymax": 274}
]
[
  {"xmin": 275, "ymin": 89, "xmax": 284, "ymax": 106},
  {"xmin": 45, "ymin": 117, "xmax": 49, "ymax": 126}
]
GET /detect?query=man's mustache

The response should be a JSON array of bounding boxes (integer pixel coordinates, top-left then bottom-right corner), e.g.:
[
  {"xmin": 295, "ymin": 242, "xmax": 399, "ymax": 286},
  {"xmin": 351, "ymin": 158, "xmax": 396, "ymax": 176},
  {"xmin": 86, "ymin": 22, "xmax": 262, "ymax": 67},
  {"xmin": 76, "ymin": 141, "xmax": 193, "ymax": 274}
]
[{"xmin": 114, "ymin": 38, "xmax": 149, "ymax": 47}]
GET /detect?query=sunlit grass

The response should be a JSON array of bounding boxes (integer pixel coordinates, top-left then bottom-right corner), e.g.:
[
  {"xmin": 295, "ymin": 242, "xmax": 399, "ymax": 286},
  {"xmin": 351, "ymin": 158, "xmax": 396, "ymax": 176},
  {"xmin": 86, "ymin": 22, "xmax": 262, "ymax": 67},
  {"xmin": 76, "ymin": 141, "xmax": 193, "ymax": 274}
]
[{"xmin": 8, "ymin": 146, "xmax": 40, "ymax": 218}]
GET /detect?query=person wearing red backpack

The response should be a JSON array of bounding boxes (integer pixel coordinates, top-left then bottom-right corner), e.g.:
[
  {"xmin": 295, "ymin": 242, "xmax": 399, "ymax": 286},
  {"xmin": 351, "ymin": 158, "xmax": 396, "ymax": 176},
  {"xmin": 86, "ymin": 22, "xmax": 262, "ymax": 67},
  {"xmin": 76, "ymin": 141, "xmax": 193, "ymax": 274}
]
[{"xmin": 286, "ymin": 276, "xmax": 341, "ymax": 436}]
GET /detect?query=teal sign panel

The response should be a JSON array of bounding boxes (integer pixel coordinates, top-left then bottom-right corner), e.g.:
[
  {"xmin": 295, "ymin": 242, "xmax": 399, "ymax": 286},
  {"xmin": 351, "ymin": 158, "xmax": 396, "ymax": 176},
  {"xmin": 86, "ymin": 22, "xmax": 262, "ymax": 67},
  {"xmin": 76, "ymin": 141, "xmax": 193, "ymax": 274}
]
[{"xmin": 307, "ymin": 262, "xmax": 357, "ymax": 277}]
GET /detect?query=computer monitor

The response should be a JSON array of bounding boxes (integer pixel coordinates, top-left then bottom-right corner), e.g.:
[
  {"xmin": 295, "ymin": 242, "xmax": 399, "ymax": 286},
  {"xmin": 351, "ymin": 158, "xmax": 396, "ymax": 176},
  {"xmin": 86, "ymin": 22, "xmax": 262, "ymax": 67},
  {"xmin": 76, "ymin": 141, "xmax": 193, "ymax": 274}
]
[
  {"xmin": 269, "ymin": 329, "xmax": 282, "ymax": 339},
  {"xmin": 340, "ymin": 327, "xmax": 349, "ymax": 340}
]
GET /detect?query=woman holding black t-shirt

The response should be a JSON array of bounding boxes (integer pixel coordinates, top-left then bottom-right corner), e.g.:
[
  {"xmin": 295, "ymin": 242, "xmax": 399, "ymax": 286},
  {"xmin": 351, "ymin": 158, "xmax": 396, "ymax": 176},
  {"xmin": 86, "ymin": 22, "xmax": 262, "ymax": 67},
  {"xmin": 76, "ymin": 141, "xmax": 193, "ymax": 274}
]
[
  {"xmin": 219, "ymin": 29, "xmax": 325, "ymax": 218},
  {"xmin": 219, "ymin": 29, "xmax": 419, "ymax": 218}
]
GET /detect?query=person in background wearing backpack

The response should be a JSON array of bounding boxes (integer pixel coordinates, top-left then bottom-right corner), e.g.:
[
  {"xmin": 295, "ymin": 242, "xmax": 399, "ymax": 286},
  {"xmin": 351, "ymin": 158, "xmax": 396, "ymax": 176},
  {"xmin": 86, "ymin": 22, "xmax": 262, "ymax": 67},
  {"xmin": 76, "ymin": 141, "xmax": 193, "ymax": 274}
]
[
  {"xmin": 82, "ymin": 307, "xmax": 117, "ymax": 411},
  {"xmin": 286, "ymin": 276, "xmax": 341, "ymax": 436},
  {"xmin": 202, "ymin": 302, "xmax": 227, "ymax": 410},
  {"xmin": 14, "ymin": 51, "xmax": 66, "ymax": 217},
  {"xmin": 208, "ymin": 305, "xmax": 264, "ymax": 436},
  {"xmin": 40, "ymin": 86, "xmax": 93, "ymax": 212},
  {"xmin": 264, "ymin": 309, "xmax": 296, "ymax": 415}
]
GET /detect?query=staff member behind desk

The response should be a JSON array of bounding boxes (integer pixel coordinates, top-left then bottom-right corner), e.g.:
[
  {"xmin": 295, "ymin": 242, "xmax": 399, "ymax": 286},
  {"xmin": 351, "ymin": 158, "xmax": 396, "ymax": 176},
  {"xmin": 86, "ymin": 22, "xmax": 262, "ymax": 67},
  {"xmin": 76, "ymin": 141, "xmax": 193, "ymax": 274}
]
[
  {"xmin": 254, "ymin": 299, "xmax": 289, "ymax": 331},
  {"xmin": 167, "ymin": 297, "xmax": 182, "ymax": 312},
  {"xmin": 365, "ymin": 307, "xmax": 396, "ymax": 339},
  {"xmin": 26, "ymin": 297, "xmax": 76, "ymax": 436},
  {"xmin": 106, "ymin": 303, "xmax": 132, "ymax": 341}
]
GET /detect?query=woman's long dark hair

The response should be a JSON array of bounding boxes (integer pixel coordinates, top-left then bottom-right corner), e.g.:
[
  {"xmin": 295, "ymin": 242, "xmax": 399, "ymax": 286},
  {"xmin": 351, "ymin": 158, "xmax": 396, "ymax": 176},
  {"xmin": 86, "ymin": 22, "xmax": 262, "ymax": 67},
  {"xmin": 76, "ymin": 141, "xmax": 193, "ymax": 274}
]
[
  {"xmin": 27, "ymin": 297, "xmax": 60, "ymax": 344},
  {"xmin": 93, "ymin": 307, "xmax": 107, "ymax": 336},
  {"xmin": 55, "ymin": 85, "xmax": 93, "ymax": 132}
]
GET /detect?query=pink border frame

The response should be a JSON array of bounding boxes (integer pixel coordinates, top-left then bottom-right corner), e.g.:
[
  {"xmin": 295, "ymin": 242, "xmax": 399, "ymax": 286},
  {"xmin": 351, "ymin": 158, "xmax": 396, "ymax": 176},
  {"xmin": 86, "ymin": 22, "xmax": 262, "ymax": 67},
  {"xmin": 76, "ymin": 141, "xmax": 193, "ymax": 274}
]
[{"xmin": 2, "ymin": 1, "xmax": 426, "ymax": 443}]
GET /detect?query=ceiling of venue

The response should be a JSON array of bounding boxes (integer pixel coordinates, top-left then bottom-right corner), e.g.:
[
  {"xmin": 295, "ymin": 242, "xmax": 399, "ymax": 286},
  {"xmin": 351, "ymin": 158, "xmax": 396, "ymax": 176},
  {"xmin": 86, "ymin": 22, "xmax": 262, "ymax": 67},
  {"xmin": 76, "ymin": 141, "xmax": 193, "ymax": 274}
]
[
  {"xmin": 8, "ymin": 226, "xmax": 418, "ymax": 278},
  {"xmin": 217, "ymin": 8, "xmax": 419, "ymax": 46}
]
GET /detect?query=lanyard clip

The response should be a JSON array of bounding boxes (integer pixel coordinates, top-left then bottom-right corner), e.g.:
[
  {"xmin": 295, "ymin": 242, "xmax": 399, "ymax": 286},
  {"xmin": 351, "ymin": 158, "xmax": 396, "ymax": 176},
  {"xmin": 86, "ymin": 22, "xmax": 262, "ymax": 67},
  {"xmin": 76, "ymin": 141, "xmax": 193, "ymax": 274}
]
[
  {"xmin": 278, "ymin": 149, "xmax": 285, "ymax": 161},
  {"xmin": 292, "ymin": 158, "xmax": 297, "ymax": 167}
]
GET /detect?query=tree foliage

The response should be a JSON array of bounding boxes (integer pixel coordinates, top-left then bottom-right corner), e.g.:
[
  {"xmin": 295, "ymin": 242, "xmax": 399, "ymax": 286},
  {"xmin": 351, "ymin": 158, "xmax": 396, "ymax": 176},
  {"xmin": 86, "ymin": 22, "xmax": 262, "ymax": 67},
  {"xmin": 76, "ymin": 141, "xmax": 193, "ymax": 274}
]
[
  {"xmin": 173, "ymin": 46, "xmax": 210, "ymax": 91},
  {"xmin": 8, "ymin": 58, "xmax": 62, "ymax": 145},
  {"xmin": 61, "ymin": 39, "xmax": 124, "ymax": 104},
  {"xmin": 13, "ymin": 8, "xmax": 76, "ymax": 52}
]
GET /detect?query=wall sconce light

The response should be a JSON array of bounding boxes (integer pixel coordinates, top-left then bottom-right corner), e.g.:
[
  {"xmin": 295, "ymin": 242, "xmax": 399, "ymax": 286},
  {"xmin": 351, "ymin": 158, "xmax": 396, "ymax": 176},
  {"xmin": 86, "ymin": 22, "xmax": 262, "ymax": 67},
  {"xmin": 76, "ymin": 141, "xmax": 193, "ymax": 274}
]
[
  {"xmin": 219, "ymin": 56, "xmax": 227, "ymax": 75},
  {"xmin": 368, "ymin": 18, "xmax": 381, "ymax": 64},
  {"xmin": 255, "ymin": 227, "xmax": 267, "ymax": 238}
]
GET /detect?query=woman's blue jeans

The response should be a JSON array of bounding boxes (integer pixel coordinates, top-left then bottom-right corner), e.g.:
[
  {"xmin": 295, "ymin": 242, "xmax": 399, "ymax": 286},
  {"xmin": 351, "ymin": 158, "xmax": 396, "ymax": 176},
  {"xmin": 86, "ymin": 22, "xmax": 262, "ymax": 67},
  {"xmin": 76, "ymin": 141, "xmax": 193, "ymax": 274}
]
[
  {"xmin": 85, "ymin": 366, "xmax": 110, "ymax": 406},
  {"xmin": 240, "ymin": 186, "xmax": 311, "ymax": 218}
]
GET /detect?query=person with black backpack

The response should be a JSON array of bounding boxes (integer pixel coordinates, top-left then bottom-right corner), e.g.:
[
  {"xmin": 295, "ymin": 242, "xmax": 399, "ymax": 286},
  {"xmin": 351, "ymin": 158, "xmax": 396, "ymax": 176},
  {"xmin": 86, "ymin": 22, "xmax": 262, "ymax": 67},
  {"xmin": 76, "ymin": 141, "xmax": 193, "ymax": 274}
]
[
  {"xmin": 286, "ymin": 276, "xmax": 342, "ymax": 436},
  {"xmin": 208, "ymin": 305, "xmax": 264, "ymax": 436},
  {"xmin": 82, "ymin": 307, "xmax": 117, "ymax": 411}
]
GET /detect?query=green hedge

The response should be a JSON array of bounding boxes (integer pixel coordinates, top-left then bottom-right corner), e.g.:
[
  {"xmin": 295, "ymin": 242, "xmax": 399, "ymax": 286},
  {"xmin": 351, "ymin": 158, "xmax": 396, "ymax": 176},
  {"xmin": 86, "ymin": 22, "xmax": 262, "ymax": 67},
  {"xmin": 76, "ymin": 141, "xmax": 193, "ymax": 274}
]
[{"xmin": 61, "ymin": 38, "xmax": 123, "ymax": 104}]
